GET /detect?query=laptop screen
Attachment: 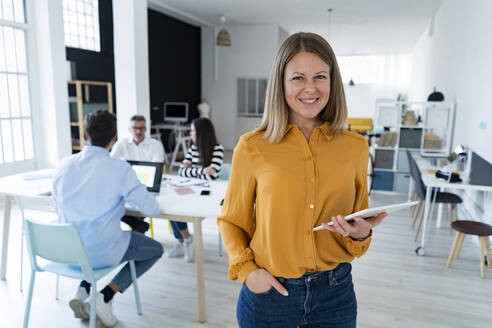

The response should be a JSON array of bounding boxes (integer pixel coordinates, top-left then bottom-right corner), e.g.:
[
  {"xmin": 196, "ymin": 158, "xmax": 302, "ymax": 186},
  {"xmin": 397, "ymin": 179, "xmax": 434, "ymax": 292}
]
[{"xmin": 127, "ymin": 161, "xmax": 164, "ymax": 192}]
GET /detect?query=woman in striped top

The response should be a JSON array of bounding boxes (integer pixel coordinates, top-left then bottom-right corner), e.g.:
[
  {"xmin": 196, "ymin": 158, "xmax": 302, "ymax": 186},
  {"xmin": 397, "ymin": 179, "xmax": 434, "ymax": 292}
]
[
  {"xmin": 178, "ymin": 121, "xmax": 224, "ymax": 180},
  {"xmin": 168, "ymin": 117, "xmax": 224, "ymax": 262}
]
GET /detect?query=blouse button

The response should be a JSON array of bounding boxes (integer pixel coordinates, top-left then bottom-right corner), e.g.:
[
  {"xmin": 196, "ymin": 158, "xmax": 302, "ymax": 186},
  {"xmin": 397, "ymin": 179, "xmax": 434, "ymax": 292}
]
[{"xmin": 309, "ymin": 204, "xmax": 314, "ymax": 209}]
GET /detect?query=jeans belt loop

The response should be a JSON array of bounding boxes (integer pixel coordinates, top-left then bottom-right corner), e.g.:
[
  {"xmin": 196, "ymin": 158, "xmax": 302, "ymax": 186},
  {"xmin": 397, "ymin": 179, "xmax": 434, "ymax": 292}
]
[{"xmin": 329, "ymin": 269, "xmax": 336, "ymax": 285}]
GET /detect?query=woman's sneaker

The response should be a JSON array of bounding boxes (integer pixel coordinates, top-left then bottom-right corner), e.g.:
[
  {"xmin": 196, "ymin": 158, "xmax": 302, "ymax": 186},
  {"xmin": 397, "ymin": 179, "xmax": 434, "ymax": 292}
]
[{"xmin": 166, "ymin": 242, "xmax": 185, "ymax": 257}]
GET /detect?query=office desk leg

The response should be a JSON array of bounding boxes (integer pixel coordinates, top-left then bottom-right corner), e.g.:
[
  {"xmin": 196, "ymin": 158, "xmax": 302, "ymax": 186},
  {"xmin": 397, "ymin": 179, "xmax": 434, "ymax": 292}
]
[
  {"xmin": 436, "ymin": 203, "xmax": 443, "ymax": 228},
  {"xmin": 417, "ymin": 187, "xmax": 433, "ymax": 256},
  {"xmin": 194, "ymin": 220, "xmax": 206, "ymax": 323},
  {"xmin": 425, "ymin": 191, "xmax": 438, "ymax": 244},
  {"xmin": 408, "ymin": 178, "xmax": 414, "ymax": 202},
  {"xmin": 1, "ymin": 195, "xmax": 13, "ymax": 280},
  {"xmin": 436, "ymin": 186, "xmax": 445, "ymax": 228}
]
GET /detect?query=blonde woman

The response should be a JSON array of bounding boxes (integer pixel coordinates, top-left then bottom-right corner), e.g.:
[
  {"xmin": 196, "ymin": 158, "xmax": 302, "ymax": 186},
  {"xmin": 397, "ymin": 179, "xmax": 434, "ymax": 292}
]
[{"xmin": 218, "ymin": 32, "xmax": 387, "ymax": 328}]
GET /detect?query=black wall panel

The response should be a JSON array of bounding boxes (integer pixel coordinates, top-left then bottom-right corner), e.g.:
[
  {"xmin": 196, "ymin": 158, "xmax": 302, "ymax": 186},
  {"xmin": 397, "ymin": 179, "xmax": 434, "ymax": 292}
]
[{"xmin": 148, "ymin": 9, "xmax": 201, "ymax": 124}]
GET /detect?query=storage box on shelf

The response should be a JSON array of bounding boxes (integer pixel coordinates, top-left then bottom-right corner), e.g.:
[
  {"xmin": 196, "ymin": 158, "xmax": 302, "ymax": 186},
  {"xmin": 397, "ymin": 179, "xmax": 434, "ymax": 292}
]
[{"xmin": 371, "ymin": 100, "xmax": 454, "ymax": 193}]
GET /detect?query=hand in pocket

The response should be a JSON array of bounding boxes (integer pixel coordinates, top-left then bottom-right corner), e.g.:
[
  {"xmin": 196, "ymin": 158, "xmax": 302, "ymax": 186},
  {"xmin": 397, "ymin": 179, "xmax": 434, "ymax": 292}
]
[{"xmin": 245, "ymin": 268, "xmax": 288, "ymax": 296}]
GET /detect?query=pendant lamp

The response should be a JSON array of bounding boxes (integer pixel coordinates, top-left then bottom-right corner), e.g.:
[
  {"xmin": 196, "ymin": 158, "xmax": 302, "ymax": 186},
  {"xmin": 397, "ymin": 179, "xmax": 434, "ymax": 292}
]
[{"xmin": 216, "ymin": 15, "xmax": 231, "ymax": 46}]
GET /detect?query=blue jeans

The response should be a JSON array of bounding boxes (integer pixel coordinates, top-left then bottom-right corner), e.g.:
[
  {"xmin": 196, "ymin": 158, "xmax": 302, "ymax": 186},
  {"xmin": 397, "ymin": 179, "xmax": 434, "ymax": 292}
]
[
  {"xmin": 170, "ymin": 221, "xmax": 188, "ymax": 239},
  {"xmin": 111, "ymin": 231, "xmax": 163, "ymax": 292},
  {"xmin": 237, "ymin": 263, "xmax": 357, "ymax": 328}
]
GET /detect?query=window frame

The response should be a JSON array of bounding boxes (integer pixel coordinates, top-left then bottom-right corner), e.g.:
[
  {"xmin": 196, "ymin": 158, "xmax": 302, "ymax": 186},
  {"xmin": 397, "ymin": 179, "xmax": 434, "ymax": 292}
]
[
  {"xmin": 0, "ymin": 3, "xmax": 36, "ymax": 168},
  {"xmin": 62, "ymin": 0, "xmax": 101, "ymax": 53},
  {"xmin": 237, "ymin": 77, "xmax": 268, "ymax": 118}
]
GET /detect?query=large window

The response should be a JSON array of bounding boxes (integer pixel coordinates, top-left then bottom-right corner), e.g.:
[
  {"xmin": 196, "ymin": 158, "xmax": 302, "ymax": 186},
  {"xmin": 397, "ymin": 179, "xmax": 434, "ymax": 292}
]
[
  {"xmin": 0, "ymin": 0, "xmax": 34, "ymax": 164},
  {"xmin": 62, "ymin": 0, "xmax": 100, "ymax": 52},
  {"xmin": 337, "ymin": 54, "xmax": 412, "ymax": 89}
]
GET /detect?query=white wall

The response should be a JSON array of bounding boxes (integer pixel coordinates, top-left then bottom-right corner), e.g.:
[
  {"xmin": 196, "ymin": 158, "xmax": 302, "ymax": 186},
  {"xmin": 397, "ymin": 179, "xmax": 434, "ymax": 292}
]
[
  {"xmin": 341, "ymin": 53, "xmax": 413, "ymax": 119},
  {"xmin": 410, "ymin": 0, "xmax": 492, "ymax": 162},
  {"xmin": 201, "ymin": 25, "xmax": 284, "ymax": 149},
  {"xmin": 344, "ymin": 83, "xmax": 398, "ymax": 118},
  {"xmin": 278, "ymin": 27, "xmax": 289, "ymax": 47},
  {"xmin": 410, "ymin": 0, "xmax": 492, "ymax": 221}
]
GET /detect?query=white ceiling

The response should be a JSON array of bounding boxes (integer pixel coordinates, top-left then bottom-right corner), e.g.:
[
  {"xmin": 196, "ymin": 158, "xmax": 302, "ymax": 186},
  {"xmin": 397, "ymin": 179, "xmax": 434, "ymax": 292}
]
[{"xmin": 149, "ymin": 0, "xmax": 444, "ymax": 55}]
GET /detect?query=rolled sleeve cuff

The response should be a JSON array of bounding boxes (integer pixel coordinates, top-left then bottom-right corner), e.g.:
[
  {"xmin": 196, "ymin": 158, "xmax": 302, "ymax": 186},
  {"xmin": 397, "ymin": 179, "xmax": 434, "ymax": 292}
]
[
  {"xmin": 344, "ymin": 230, "xmax": 372, "ymax": 257},
  {"xmin": 236, "ymin": 261, "xmax": 259, "ymax": 284}
]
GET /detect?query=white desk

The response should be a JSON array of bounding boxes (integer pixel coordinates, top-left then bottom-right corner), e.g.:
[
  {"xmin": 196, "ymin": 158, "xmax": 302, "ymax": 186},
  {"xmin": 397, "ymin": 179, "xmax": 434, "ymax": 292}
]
[
  {"xmin": 0, "ymin": 170, "xmax": 227, "ymax": 323},
  {"xmin": 413, "ymin": 156, "xmax": 492, "ymax": 256},
  {"xmin": 152, "ymin": 124, "xmax": 192, "ymax": 170}
]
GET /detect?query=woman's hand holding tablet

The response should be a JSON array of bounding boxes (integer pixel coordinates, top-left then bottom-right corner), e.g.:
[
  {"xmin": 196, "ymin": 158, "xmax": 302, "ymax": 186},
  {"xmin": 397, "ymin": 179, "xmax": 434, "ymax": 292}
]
[{"xmin": 313, "ymin": 201, "xmax": 419, "ymax": 238}]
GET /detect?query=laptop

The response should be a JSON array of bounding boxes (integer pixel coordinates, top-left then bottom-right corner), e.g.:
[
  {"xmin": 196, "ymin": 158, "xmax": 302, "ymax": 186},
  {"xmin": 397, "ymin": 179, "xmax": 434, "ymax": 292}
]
[{"xmin": 127, "ymin": 160, "xmax": 164, "ymax": 194}]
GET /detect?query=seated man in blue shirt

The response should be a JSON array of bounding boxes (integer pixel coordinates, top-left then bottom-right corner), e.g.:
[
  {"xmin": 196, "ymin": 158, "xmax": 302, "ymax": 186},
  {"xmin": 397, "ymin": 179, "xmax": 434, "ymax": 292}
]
[{"xmin": 53, "ymin": 110, "xmax": 163, "ymax": 327}]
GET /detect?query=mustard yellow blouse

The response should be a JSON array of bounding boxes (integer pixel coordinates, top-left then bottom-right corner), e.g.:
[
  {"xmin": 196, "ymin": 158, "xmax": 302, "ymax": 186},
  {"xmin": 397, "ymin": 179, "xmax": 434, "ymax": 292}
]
[{"xmin": 217, "ymin": 122, "xmax": 371, "ymax": 283}]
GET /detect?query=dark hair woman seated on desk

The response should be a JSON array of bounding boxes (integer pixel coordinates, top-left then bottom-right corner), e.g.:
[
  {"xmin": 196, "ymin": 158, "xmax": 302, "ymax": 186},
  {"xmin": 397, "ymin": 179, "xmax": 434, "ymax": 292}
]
[{"xmin": 167, "ymin": 117, "xmax": 224, "ymax": 262}]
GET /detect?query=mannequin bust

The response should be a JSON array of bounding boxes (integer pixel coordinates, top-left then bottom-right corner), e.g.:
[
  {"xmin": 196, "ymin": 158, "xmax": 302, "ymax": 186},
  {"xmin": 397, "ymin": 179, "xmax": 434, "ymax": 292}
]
[{"xmin": 197, "ymin": 99, "xmax": 211, "ymax": 118}]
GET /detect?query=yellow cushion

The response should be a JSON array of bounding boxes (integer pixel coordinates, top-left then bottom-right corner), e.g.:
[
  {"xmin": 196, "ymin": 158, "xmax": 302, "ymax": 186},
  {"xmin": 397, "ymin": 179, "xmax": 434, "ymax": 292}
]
[{"xmin": 347, "ymin": 118, "xmax": 373, "ymax": 132}]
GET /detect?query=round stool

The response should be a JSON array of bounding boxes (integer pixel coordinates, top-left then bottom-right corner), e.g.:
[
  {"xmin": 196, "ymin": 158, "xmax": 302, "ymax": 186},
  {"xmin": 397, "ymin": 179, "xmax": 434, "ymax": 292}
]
[{"xmin": 447, "ymin": 220, "xmax": 492, "ymax": 278}]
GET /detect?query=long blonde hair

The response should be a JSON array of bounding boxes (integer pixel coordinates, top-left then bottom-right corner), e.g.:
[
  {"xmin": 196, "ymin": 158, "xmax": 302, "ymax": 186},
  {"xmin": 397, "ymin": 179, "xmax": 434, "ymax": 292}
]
[{"xmin": 256, "ymin": 32, "xmax": 347, "ymax": 143}]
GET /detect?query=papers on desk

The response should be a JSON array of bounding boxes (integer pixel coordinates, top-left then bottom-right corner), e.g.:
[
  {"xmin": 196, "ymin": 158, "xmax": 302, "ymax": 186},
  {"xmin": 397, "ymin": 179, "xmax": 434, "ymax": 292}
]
[
  {"xmin": 166, "ymin": 176, "xmax": 208, "ymax": 187},
  {"xmin": 174, "ymin": 187, "xmax": 194, "ymax": 195},
  {"xmin": 23, "ymin": 173, "xmax": 54, "ymax": 181}
]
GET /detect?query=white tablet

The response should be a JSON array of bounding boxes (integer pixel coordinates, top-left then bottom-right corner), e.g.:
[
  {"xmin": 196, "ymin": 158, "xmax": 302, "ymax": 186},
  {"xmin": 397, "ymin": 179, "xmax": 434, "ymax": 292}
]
[{"xmin": 313, "ymin": 201, "xmax": 419, "ymax": 231}]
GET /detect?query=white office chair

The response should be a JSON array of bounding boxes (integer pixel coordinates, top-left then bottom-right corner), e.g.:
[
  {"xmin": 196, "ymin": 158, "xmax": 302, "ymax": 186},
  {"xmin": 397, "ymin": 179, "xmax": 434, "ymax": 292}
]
[{"xmin": 15, "ymin": 195, "xmax": 57, "ymax": 293}]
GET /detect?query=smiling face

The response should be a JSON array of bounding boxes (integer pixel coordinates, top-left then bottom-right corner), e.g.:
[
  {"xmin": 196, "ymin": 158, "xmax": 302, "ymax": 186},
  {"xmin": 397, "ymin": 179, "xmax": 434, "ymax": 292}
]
[{"xmin": 283, "ymin": 51, "xmax": 331, "ymax": 125}]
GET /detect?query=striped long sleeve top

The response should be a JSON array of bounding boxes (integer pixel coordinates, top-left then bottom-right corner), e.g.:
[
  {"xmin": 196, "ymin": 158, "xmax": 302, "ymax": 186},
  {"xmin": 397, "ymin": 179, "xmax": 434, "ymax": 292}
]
[{"xmin": 178, "ymin": 144, "xmax": 224, "ymax": 180}]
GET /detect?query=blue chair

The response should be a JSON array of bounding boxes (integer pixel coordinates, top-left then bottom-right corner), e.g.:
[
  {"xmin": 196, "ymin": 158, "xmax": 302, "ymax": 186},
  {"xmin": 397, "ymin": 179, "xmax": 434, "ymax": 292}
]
[
  {"xmin": 217, "ymin": 163, "xmax": 231, "ymax": 256},
  {"xmin": 15, "ymin": 195, "xmax": 57, "ymax": 293},
  {"xmin": 23, "ymin": 218, "xmax": 142, "ymax": 328},
  {"xmin": 219, "ymin": 163, "xmax": 231, "ymax": 180}
]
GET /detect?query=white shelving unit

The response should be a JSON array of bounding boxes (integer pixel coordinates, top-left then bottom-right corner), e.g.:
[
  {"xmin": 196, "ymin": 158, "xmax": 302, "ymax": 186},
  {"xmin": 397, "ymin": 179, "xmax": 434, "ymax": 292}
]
[{"xmin": 372, "ymin": 100, "xmax": 455, "ymax": 193}]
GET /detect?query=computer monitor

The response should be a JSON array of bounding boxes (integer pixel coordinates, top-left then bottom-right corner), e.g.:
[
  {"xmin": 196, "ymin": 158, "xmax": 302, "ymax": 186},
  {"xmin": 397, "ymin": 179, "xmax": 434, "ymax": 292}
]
[
  {"xmin": 469, "ymin": 152, "xmax": 492, "ymax": 187},
  {"xmin": 164, "ymin": 102, "xmax": 188, "ymax": 123},
  {"xmin": 127, "ymin": 160, "xmax": 164, "ymax": 193}
]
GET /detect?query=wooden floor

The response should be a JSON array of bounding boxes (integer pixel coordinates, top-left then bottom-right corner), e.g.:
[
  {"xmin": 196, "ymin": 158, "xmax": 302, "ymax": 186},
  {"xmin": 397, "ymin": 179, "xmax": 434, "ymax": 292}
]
[{"xmin": 1, "ymin": 192, "xmax": 491, "ymax": 327}]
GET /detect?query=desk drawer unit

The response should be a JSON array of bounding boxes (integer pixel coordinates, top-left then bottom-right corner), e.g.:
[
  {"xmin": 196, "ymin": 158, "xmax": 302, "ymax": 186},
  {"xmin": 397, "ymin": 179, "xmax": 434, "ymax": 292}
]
[{"xmin": 394, "ymin": 172, "xmax": 411, "ymax": 194}]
